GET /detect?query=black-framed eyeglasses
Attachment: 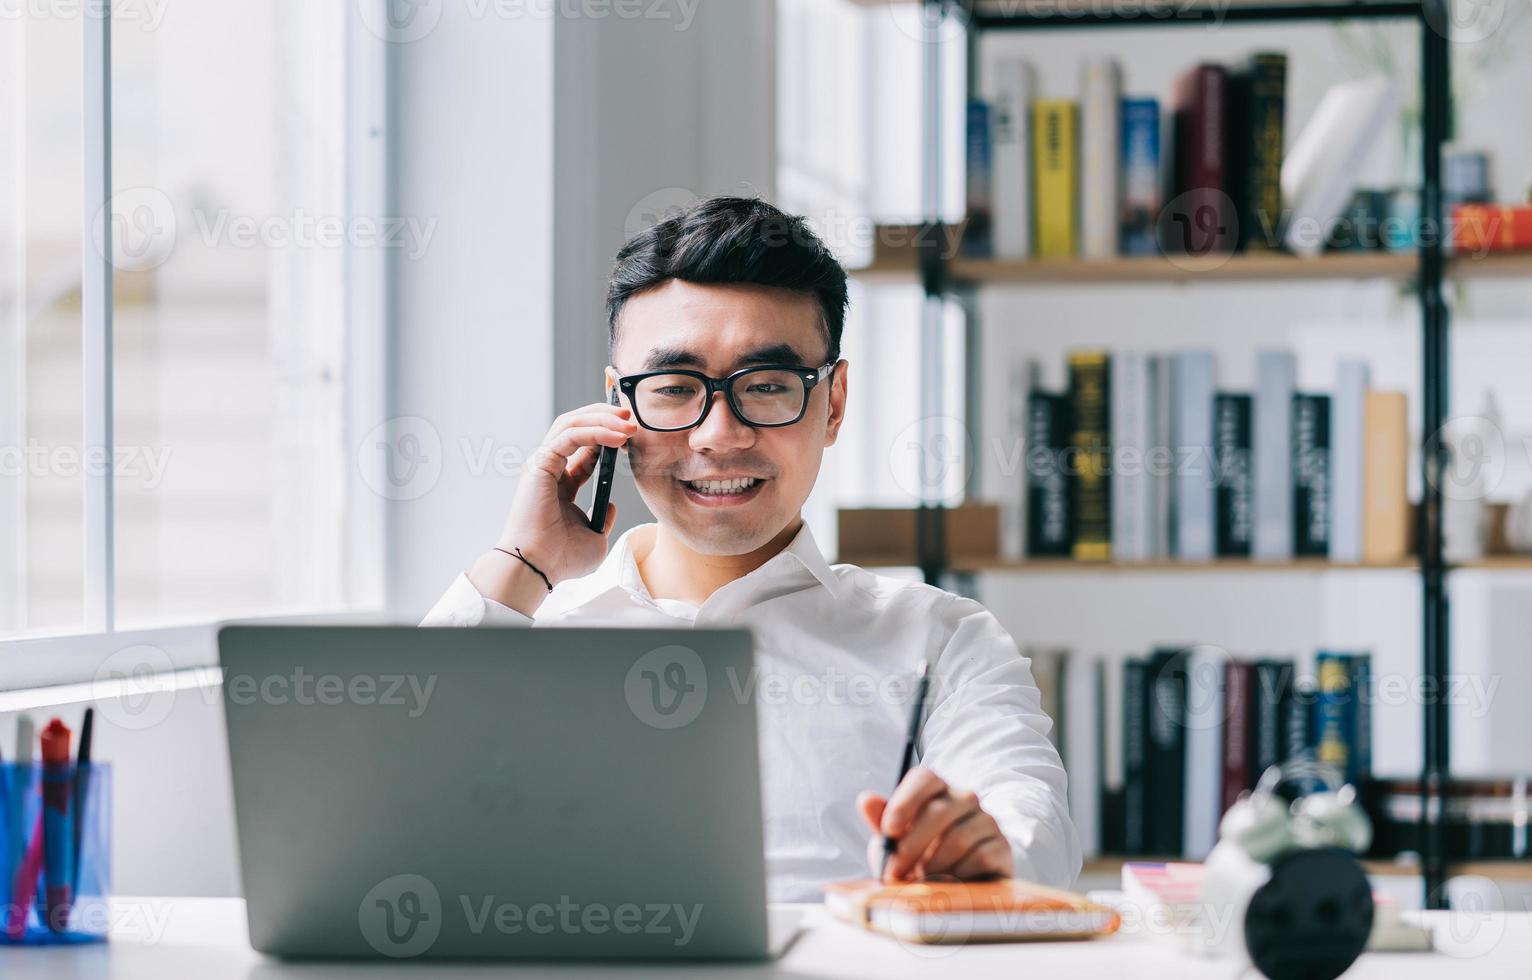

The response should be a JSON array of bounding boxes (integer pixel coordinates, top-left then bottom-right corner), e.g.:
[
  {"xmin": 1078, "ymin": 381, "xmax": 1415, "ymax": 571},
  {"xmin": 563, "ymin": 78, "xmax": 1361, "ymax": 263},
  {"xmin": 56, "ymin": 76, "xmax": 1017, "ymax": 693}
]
[{"xmin": 615, "ymin": 362, "xmax": 836, "ymax": 431}]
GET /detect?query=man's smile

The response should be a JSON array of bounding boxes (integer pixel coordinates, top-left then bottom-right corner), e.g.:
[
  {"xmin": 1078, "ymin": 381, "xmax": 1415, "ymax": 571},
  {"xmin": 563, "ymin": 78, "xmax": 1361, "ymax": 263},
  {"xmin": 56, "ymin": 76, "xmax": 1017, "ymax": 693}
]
[{"xmin": 678, "ymin": 475, "xmax": 769, "ymax": 505}]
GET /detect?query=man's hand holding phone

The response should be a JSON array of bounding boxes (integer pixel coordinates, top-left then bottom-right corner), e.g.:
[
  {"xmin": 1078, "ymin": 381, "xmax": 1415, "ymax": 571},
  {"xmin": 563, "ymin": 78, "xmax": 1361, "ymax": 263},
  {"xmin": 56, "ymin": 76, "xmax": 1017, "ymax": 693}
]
[{"xmin": 467, "ymin": 396, "xmax": 636, "ymax": 618}]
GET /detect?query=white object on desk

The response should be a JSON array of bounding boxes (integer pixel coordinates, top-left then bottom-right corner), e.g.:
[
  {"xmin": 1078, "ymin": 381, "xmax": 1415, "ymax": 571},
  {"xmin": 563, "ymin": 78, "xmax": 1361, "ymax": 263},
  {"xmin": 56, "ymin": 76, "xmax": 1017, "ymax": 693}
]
[{"xmin": 1, "ymin": 899, "xmax": 1528, "ymax": 979}]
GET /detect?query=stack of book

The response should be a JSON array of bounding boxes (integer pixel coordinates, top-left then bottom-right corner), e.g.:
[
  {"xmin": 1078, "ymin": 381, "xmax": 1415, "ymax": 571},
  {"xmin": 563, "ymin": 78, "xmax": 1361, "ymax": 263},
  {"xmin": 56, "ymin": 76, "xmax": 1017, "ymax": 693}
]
[
  {"xmin": 966, "ymin": 52, "xmax": 1290, "ymax": 259},
  {"xmin": 966, "ymin": 51, "xmax": 1401, "ymax": 260},
  {"xmin": 1014, "ymin": 350, "xmax": 1410, "ymax": 564},
  {"xmin": 1036, "ymin": 645, "xmax": 1373, "ymax": 860}
]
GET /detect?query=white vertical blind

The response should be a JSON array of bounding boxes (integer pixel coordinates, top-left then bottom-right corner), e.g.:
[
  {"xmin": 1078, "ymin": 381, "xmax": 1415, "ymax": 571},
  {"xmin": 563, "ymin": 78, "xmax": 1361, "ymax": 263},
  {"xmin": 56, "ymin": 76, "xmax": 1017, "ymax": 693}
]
[{"xmin": 81, "ymin": 1, "xmax": 115, "ymax": 632}]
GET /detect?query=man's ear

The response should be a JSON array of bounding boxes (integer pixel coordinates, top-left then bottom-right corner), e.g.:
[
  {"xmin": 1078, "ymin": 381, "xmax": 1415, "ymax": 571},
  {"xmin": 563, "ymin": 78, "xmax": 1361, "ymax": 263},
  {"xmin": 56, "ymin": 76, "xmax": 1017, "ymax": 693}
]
[{"xmin": 824, "ymin": 359, "xmax": 848, "ymax": 447}]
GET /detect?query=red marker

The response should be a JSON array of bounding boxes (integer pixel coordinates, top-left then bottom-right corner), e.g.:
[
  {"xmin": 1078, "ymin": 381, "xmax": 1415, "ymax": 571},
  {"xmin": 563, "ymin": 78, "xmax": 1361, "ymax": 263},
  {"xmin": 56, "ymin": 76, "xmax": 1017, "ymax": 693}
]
[{"xmin": 40, "ymin": 719, "xmax": 74, "ymax": 932}]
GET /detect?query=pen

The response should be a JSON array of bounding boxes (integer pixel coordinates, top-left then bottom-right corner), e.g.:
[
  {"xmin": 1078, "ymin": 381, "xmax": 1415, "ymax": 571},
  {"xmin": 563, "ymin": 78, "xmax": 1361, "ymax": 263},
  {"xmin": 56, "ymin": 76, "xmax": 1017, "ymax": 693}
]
[
  {"xmin": 4, "ymin": 812, "xmax": 43, "ymax": 941},
  {"xmin": 40, "ymin": 718, "xmax": 74, "ymax": 932},
  {"xmin": 880, "ymin": 660, "xmax": 932, "ymax": 881},
  {"xmin": 8, "ymin": 716, "xmax": 32, "ymax": 892},
  {"xmin": 72, "ymin": 707, "xmax": 94, "ymax": 897}
]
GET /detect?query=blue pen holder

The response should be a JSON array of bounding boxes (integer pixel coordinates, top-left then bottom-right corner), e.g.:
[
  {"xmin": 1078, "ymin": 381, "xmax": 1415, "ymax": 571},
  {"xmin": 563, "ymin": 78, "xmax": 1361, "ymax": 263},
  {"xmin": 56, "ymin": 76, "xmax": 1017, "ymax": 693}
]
[{"xmin": 0, "ymin": 762, "xmax": 111, "ymax": 945}]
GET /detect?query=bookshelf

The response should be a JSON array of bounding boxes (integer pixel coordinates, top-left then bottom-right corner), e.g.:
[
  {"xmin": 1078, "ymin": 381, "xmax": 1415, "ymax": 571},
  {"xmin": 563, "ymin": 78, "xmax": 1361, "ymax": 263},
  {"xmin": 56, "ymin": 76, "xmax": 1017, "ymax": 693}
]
[
  {"xmin": 851, "ymin": 247, "xmax": 1532, "ymax": 285},
  {"xmin": 897, "ymin": 0, "xmax": 1460, "ymax": 907}
]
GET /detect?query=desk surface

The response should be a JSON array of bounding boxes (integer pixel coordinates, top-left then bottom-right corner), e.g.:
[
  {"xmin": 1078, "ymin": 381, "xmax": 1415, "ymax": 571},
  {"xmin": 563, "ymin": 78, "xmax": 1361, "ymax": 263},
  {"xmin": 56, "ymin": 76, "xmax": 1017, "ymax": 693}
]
[{"xmin": 1, "ymin": 899, "xmax": 1527, "ymax": 978}]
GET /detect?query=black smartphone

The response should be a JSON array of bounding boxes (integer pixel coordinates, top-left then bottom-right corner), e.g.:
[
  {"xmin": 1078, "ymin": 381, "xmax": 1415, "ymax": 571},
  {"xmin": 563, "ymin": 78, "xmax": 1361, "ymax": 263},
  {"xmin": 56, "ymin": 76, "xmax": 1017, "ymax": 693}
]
[{"xmin": 587, "ymin": 386, "xmax": 621, "ymax": 531}]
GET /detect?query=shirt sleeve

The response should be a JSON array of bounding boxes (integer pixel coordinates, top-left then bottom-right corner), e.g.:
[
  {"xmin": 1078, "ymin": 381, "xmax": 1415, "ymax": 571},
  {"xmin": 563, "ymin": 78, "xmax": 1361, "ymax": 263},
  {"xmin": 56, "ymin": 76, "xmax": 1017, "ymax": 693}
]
[
  {"xmin": 418, "ymin": 573, "xmax": 535, "ymax": 627},
  {"xmin": 919, "ymin": 593, "xmax": 1083, "ymax": 891}
]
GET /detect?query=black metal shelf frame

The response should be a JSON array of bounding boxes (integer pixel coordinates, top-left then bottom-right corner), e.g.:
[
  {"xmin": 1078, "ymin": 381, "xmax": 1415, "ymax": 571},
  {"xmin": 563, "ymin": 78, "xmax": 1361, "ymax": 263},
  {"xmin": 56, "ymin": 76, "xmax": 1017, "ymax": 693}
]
[{"xmin": 912, "ymin": 0, "xmax": 1453, "ymax": 908}]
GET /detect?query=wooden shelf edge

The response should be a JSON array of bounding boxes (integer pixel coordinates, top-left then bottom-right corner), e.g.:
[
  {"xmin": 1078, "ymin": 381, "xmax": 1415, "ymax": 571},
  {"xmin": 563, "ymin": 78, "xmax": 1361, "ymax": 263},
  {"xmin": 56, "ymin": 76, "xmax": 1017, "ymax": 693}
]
[
  {"xmin": 837, "ymin": 555, "xmax": 1532, "ymax": 573},
  {"xmin": 847, "ymin": 250, "xmax": 1532, "ymax": 286},
  {"xmin": 1082, "ymin": 855, "xmax": 1532, "ymax": 881}
]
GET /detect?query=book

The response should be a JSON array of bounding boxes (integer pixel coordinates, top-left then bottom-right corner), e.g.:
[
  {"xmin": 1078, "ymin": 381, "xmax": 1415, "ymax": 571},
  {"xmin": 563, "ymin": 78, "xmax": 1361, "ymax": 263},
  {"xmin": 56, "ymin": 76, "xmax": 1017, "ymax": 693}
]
[
  {"xmin": 1081, "ymin": 59, "xmax": 1122, "ymax": 260},
  {"xmin": 1122, "ymin": 658, "xmax": 1148, "ymax": 854},
  {"xmin": 1100, "ymin": 657, "xmax": 1126, "ymax": 855},
  {"xmin": 1026, "ymin": 392, "xmax": 1073, "ymax": 557},
  {"xmin": 1181, "ymin": 646, "xmax": 1225, "ymax": 860},
  {"xmin": 1061, "ymin": 652, "xmax": 1101, "ymax": 857},
  {"xmin": 1292, "ymin": 393, "xmax": 1332, "ymax": 556},
  {"xmin": 1222, "ymin": 660, "xmax": 1256, "ymax": 814},
  {"xmin": 1027, "ymin": 646, "xmax": 1067, "ymax": 749},
  {"xmin": 1111, "ymin": 352, "xmax": 1153, "ymax": 560},
  {"xmin": 1146, "ymin": 649, "xmax": 1187, "ymax": 855},
  {"xmin": 1228, "ymin": 53, "xmax": 1287, "ymax": 252},
  {"xmin": 824, "ymin": 879, "xmax": 1122, "ymax": 943},
  {"xmin": 1362, "ymin": 391, "xmax": 1409, "ymax": 563},
  {"xmin": 1033, "ymin": 100, "xmax": 1078, "ymax": 258},
  {"xmin": 1171, "ymin": 351, "xmax": 1216, "ymax": 560},
  {"xmin": 1214, "ymin": 393, "xmax": 1254, "ymax": 556},
  {"xmin": 1119, "ymin": 97, "xmax": 1161, "ymax": 256},
  {"xmin": 1253, "ymin": 350, "xmax": 1296, "ymax": 560},
  {"xmin": 1150, "ymin": 355, "xmax": 1174, "ymax": 557},
  {"xmin": 1004, "ymin": 359, "xmax": 1040, "ymax": 559},
  {"xmin": 1068, "ymin": 351, "xmax": 1111, "ymax": 561},
  {"xmin": 1166, "ymin": 63, "xmax": 1233, "ymax": 256},
  {"xmin": 1119, "ymin": 862, "xmax": 1210, "ymax": 949},
  {"xmin": 964, "ymin": 99, "xmax": 995, "ymax": 257},
  {"xmin": 983, "ymin": 58, "xmax": 1036, "ymax": 259},
  {"xmin": 1452, "ymin": 203, "xmax": 1532, "ymax": 253},
  {"xmin": 1252, "ymin": 659, "xmax": 1292, "ymax": 782},
  {"xmin": 1330, "ymin": 361, "xmax": 1371, "ymax": 564},
  {"xmin": 1330, "ymin": 189, "xmax": 1393, "ymax": 251},
  {"xmin": 1350, "ymin": 653, "xmax": 1372, "ymax": 784},
  {"xmin": 1283, "ymin": 677, "xmax": 1318, "ymax": 769},
  {"xmin": 1281, "ymin": 76, "xmax": 1397, "ymax": 257},
  {"xmin": 1314, "ymin": 651, "xmax": 1355, "ymax": 780}
]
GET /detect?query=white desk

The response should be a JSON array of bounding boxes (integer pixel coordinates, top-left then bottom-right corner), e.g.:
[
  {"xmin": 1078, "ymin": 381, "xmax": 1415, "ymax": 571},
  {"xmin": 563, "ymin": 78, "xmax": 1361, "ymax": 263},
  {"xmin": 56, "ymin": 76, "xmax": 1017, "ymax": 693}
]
[{"xmin": 1, "ymin": 899, "xmax": 1527, "ymax": 978}]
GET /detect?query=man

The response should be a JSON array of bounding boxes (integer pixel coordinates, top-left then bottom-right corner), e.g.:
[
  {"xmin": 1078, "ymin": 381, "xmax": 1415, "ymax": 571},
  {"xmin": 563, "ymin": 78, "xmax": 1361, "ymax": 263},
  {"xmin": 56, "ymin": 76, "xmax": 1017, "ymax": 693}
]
[{"xmin": 423, "ymin": 196, "xmax": 1080, "ymax": 902}]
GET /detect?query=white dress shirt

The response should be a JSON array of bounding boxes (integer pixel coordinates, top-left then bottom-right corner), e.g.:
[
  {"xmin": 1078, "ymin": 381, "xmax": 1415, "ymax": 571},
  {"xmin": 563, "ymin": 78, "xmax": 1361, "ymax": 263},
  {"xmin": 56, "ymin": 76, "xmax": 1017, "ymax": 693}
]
[{"xmin": 421, "ymin": 520, "xmax": 1081, "ymax": 902}]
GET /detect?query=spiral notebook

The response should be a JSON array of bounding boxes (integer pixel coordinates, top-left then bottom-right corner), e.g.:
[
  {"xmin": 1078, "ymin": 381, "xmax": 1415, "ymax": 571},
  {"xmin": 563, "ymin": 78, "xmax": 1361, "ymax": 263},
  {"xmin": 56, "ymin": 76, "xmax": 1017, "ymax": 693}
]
[{"xmin": 824, "ymin": 879, "xmax": 1121, "ymax": 945}]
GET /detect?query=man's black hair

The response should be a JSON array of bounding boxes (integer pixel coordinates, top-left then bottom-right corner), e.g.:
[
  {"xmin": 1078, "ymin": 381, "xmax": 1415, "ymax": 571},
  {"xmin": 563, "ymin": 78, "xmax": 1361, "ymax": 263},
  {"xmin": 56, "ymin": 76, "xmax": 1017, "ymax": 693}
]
[{"xmin": 606, "ymin": 196, "xmax": 849, "ymax": 364}]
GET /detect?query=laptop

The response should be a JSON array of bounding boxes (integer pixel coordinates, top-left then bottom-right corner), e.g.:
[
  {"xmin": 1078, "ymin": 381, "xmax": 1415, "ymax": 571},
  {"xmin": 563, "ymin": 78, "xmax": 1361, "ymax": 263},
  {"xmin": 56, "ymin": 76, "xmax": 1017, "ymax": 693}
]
[{"xmin": 219, "ymin": 624, "xmax": 787, "ymax": 960}]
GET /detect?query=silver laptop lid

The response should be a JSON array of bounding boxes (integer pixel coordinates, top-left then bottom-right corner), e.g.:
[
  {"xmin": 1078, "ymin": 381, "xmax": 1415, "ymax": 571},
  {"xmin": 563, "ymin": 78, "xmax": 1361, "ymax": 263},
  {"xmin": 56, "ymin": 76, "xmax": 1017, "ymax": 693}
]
[{"xmin": 219, "ymin": 624, "xmax": 766, "ymax": 960}]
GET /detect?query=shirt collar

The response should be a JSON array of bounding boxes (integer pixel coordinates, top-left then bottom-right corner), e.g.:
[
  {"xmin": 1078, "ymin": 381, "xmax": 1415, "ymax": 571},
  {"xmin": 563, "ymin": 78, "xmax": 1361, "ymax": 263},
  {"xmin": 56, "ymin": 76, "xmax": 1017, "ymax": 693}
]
[{"xmin": 553, "ymin": 520, "xmax": 842, "ymax": 614}]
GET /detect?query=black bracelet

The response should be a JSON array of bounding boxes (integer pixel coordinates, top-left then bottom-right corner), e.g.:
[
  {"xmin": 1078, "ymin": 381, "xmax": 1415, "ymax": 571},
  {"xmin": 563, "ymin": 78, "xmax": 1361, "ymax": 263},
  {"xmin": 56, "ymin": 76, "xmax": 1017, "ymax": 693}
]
[{"xmin": 494, "ymin": 546, "xmax": 553, "ymax": 593}]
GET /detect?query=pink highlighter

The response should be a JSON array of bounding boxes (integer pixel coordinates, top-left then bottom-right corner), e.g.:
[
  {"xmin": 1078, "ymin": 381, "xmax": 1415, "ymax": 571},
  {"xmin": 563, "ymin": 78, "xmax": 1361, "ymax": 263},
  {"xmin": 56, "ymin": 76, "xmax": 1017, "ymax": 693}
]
[{"xmin": 4, "ymin": 812, "xmax": 44, "ymax": 940}]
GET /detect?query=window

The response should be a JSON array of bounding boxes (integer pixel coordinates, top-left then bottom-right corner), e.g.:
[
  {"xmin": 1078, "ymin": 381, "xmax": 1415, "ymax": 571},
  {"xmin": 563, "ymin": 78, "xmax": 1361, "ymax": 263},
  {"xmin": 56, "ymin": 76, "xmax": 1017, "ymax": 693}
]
[
  {"xmin": 2, "ymin": 2, "xmax": 386, "ymax": 677},
  {"xmin": 777, "ymin": 0, "xmax": 969, "ymax": 551}
]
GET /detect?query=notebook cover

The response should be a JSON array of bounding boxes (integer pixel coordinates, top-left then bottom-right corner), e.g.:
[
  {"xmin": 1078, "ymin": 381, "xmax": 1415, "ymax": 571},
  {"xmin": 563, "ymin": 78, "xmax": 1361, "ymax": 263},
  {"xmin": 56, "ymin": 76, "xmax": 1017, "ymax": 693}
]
[{"xmin": 823, "ymin": 879, "xmax": 1122, "ymax": 943}]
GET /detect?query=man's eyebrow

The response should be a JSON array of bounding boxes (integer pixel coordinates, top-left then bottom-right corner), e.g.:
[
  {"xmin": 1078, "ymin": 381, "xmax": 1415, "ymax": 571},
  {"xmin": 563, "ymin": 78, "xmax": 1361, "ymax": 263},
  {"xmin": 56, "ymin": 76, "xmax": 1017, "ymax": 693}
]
[
  {"xmin": 639, "ymin": 342, "xmax": 809, "ymax": 372},
  {"xmin": 736, "ymin": 343, "xmax": 805, "ymax": 366},
  {"xmin": 642, "ymin": 347, "xmax": 704, "ymax": 371}
]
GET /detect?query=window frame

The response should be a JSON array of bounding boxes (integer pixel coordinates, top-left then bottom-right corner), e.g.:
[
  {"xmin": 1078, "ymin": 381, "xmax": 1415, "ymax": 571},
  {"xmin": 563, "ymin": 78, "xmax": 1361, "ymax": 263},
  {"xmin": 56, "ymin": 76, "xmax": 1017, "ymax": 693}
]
[{"xmin": 0, "ymin": 2, "xmax": 391, "ymax": 692}]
